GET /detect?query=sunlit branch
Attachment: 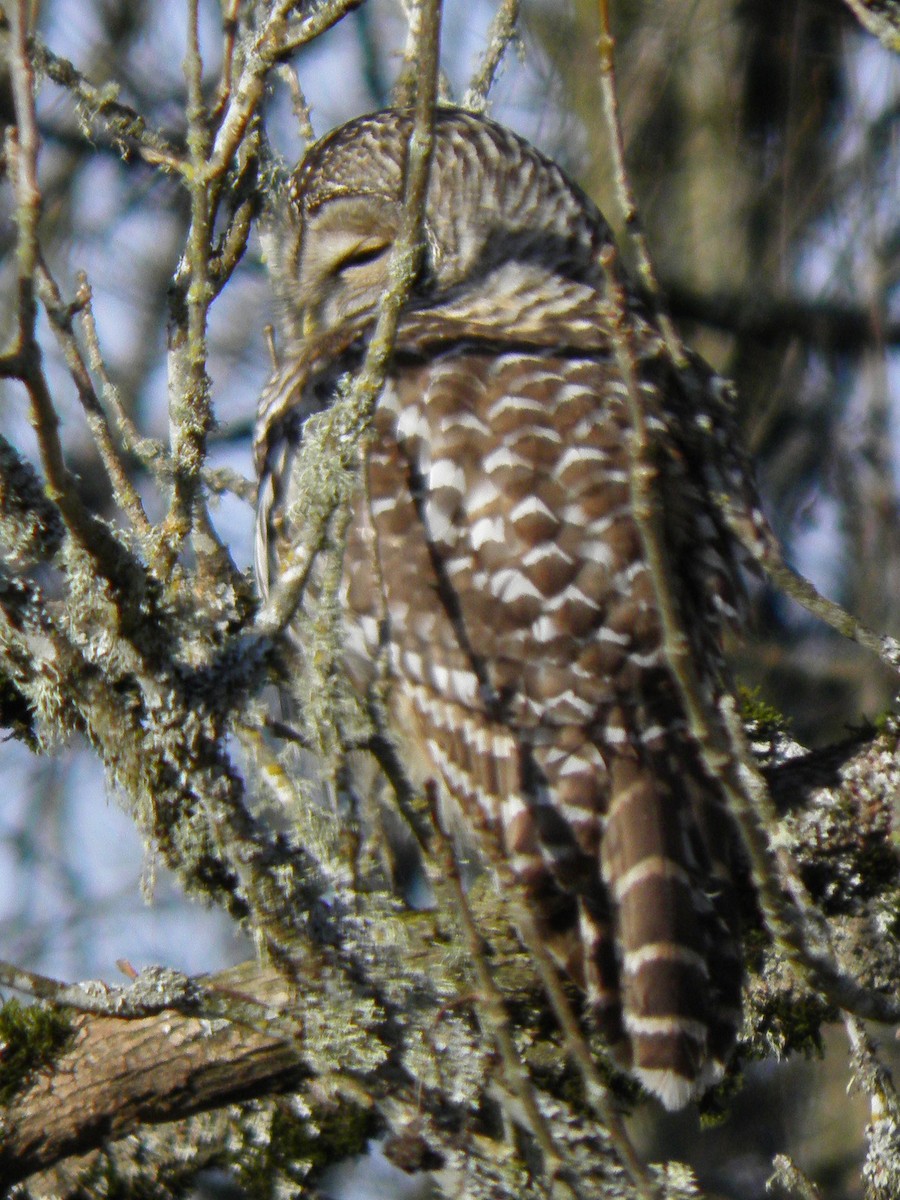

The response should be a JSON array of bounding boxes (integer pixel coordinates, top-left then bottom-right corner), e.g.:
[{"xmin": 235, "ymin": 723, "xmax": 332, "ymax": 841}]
[
  {"xmin": 35, "ymin": 262, "xmax": 155, "ymax": 547},
  {"xmin": 26, "ymin": 31, "xmax": 185, "ymax": 169},
  {"xmin": 463, "ymin": 0, "xmax": 521, "ymax": 111},
  {"xmin": 719, "ymin": 496, "xmax": 900, "ymax": 675}
]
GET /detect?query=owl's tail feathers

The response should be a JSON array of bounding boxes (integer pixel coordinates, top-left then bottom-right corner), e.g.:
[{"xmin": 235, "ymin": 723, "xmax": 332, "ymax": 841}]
[{"xmin": 596, "ymin": 752, "xmax": 743, "ymax": 1111}]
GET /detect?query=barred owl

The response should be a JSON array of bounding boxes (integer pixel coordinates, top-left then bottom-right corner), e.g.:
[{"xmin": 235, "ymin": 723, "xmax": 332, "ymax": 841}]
[{"xmin": 255, "ymin": 106, "xmax": 749, "ymax": 1110}]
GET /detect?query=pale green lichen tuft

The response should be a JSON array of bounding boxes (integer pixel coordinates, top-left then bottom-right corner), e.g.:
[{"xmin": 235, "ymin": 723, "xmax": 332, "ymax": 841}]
[{"xmin": 0, "ymin": 998, "xmax": 74, "ymax": 1106}]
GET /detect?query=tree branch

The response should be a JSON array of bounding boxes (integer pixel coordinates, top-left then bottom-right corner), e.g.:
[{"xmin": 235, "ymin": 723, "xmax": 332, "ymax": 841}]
[
  {"xmin": 666, "ymin": 282, "xmax": 900, "ymax": 354},
  {"xmin": 4, "ymin": 728, "xmax": 896, "ymax": 1192}
]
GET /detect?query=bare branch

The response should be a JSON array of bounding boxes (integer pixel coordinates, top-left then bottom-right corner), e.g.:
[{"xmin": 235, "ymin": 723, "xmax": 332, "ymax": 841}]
[
  {"xmin": 76, "ymin": 271, "xmax": 172, "ymax": 483},
  {"xmin": 844, "ymin": 1015, "xmax": 900, "ymax": 1200},
  {"xmin": 35, "ymin": 262, "xmax": 155, "ymax": 547},
  {"xmin": 212, "ymin": 0, "xmax": 242, "ymax": 118},
  {"xmin": 158, "ymin": 0, "xmax": 216, "ymax": 565},
  {"xmin": 276, "ymin": 62, "xmax": 316, "ymax": 144},
  {"xmin": 255, "ymin": 0, "xmax": 443, "ymax": 639},
  {"xmin": 8, "ymin": 0, "xmax": 42, "ymax": 333},
  {"xmin": 463, "ymin": 0, "xmax": 522, "ymax": 112},
  {"xmin": 202, "ymin": 0, "xmax": 362, "ymax": 184},
  {"xmin": 720, "ymin": 496, "xmax": 900, "ymax": 674},
  {"xmin": 594, "ymin": 2, "xmax": 900, "ymax": 1035},
  {"xmin": 595, "ymin": 0, "xmax": 685, "ymax": 366},
  {"xmin": 666, "ymin": 282, "xmax": 900, "ymax": 354},
  {"xmin": 840, "ymin": 0, "xmax": 900, "ymax": 51},
  {"xmin": 432, "ymin": 820, "xmax": 576, "ymax": 1198},
  {"xmin": 769, "ymin": 1155, "xmax": 825, "ymax": 1200},
  {"xmin": 3, "ymin": 3, "xmax": 163, "ymax": 630},
  {"xmin": 28, "ymin": 32, "xmax": 185, "ymax": 169}
]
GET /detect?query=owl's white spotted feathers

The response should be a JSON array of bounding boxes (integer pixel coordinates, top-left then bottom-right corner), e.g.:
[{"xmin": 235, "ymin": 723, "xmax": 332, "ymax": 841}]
[{"xmin": 256, "ymin": 106, "xmax": 749, "ymax": 1110}]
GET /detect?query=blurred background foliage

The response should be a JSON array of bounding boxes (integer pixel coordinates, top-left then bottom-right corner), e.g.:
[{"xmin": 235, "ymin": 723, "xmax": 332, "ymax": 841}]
[{"xmin": 0, "ymin": 2, "xmax": 898, "ymax": 1197}]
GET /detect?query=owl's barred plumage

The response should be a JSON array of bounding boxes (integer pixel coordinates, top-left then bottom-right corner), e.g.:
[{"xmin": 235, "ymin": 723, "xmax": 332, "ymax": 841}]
[{"xmin": 255, "ymin": 107, "xmax": 751, "ymax": 1110}]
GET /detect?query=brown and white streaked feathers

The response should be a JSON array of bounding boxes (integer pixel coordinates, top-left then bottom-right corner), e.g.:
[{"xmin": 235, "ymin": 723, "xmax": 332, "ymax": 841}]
[{"xmin": 256, "ymin": 106, "xmax": 747, "ymax": 1110}]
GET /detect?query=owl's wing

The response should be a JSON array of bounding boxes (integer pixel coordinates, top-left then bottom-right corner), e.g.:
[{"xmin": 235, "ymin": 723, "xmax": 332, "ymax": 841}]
[{"xmin": 339, "ymin": 342, "xmax": 742, "ymax": 1108}]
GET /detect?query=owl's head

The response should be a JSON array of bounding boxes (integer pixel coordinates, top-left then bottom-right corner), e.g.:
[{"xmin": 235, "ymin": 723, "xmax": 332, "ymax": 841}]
[{"xmin": 262, "ymin": 106, "xmax": 613, "ymax": 343}]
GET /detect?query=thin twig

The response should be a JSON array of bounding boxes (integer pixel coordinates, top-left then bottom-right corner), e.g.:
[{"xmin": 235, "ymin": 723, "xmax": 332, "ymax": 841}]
[
  {"xmin": 844, "ymin": 1015, "xmax": 900, "ymax": 1122},
  {"xmin": 202, "ymin": 0, "xmax": 360, "ymax": 184},
  {"xmin": 35, "ymin": 262, "xmax": 155, "ymax": 546},
  {"xmin": 601, "ymin": 233, "xmax": 900, "ymax": 1029},
  {"xmin": 80, "ymin": 281, "xmax": 251, "ymax": 504},
  {"xmin": 365, "ymin": 726, "xmax": 433, "ymax": 853},
  {"xmin": 432, "ymin": 819, "xmax": 578, "ymax": 1199},
  {"xmin": 720, "ymin": 497, "xmax": 900, "ymax": 673},
  {"xmin": 9, "ymin": 1, "xmax": 41, "ymax": 316},
  {"xmin": 255, "ymin": 0, "xmax": 443, "ymax": 640},
  {"xmin": 78, "ymin": 272, "xmax": 171, "ymax": 481},
  {"xmin": 463, "ymin": 0, "xmax": 521, "ymax": 112},
  {"xmin": 276, "ymin": 63, "xmax": 316, "ymax": 144},
  {"xmin": 840, "ymin": 0, "xmax": 900, "ymax": 51},
  {"xmin": 278, "ymin": 0, "xmax": 368, "ymax": 60},
  {"xmin": 479, "ymin": 834, "xmax": 663, "ymax": 1200},
  {"xmin": 28, "ymin": 34, "xmax": 185, "ymax": 170},
  {"xmin": 6, "ymin": 5, "xmax": 140, "ymax": 592},
  {"xmin": 211, "ymin": 187, "xmax": 257, "ymax": 293},
  {"xmin": 769, "ymin": 1155, "xmax": 824, "ymax": 1200},
  {"xmin": 205, "ymin": 465, "xmax": 256, "ymax": 502},
  {"xmin": 161, "ymin": 0, "xmax": 216, "ymax": 566},
  {"xmin": 213, "ymin": 0, "xmax": 242, "ymax": 118},
  {"xmin": 843, "ymin": 1014, "xmax": 900, "ymax": 1200},
  {"xmin": 593, "ymin": 16, "xmax": 900, "ymax": 1032},
  {"xmin": 595, "ymin": 0, "xmax": 686, "ymax": 367}
]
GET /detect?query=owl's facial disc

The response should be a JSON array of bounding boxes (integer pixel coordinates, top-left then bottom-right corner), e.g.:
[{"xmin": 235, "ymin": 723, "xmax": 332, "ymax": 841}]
[{"xmin": 298, "ymin": 195, "xmax": 397, "ymax": 331}]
